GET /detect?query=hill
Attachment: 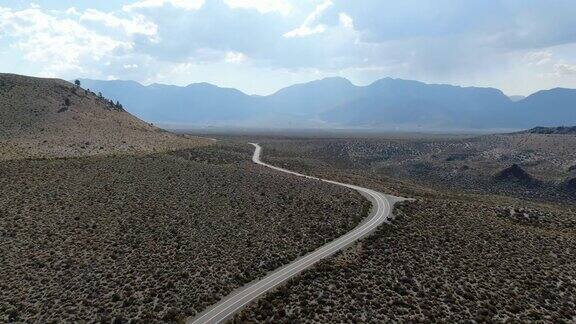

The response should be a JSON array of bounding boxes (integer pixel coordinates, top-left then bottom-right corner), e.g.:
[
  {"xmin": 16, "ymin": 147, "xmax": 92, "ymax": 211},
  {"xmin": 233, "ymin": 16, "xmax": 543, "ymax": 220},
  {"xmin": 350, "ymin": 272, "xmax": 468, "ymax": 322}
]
[
  {"xmin": 521, "ymin": 126, "xmax": 576, "ymax": 135},
  {"xmin": 79, "ymin": 77, "xmax": 576, "ymax": 130},
  {"xmin": 511, "ymin": 88, "xmax": 576, "ymax": 128},
  {"xmin": 493, "ymin": 164, "xmax": 541, "ymax": 187},
  {"xmin": 0, "ymin": 73, "xmax": 210, "ymax": 160}
]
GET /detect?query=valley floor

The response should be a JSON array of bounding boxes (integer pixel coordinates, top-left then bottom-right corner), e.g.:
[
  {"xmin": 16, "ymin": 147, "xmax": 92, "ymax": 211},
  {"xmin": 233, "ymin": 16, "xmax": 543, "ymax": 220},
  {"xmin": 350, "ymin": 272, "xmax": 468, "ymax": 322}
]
[
  {"xmin": 0, "ymin": 142, "xmax": 368, "ymax": 322},
  {"xmin": 3, "ymin": 131, "xmax": 576, "ymax": 323},
  {"xmin": 217, "ymin": 135, "xmax": 576, "ymax": 323},
  {"xmin": 238, "ymin": 198, "xmax": 576, "ymax": 322}
]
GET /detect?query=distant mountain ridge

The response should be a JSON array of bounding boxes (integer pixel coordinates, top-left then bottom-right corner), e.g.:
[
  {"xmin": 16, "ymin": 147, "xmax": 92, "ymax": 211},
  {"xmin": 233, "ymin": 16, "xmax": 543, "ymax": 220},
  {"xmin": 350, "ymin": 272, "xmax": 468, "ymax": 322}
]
[
  {"xmin": 78, "ymin": 79, "xmax": 258, "ymax": 124},
  {"xmin": 520, "ymin": 126, "xmax": 576, "ymax": 135},
  {"xmin": 78, "ymin": 77, "xmax": 576, "ymax": 130},
  {"xmin": 321, "ymin": 78, "xmax": 512, "ymax": 129}
]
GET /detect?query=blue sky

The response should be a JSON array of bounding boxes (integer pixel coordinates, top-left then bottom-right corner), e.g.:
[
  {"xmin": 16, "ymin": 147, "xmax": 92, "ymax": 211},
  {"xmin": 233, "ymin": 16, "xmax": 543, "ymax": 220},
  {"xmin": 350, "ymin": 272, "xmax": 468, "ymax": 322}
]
[{"xmin": 1, "ymin": 0, "xmax": 576, "ymax": 95}]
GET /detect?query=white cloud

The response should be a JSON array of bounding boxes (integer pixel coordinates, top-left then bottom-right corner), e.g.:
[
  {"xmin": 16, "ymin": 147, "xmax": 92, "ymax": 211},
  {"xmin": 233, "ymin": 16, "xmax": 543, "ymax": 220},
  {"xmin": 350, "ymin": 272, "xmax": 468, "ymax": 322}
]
[
  {"xmin": 283, "ymin": 0, "xmax": 332, "ymax": 38},
  {"xmin": 80, "ymin": 9, "xmax": 158, "ymax": 38},
  {"xmin": 525, "ymin": 51, "xmax": 552, "ymax": 66},
  {"xmin": 224, "ymin": 0, "xmax": 292, "ymax": 15},
  {"xmin": 225, "ymin": 51, "xmax": 247, "ymax": 64},
  {"xmin": 338, "ymin": 12, "xmax": 354, "ymax": 30},
  {"xmin": 123, "ymin": 0, "xmax": 205, "ymax": 12},
  {"xmin": 523, "ymin": 50, "xmax": 576, "ymax": 77},
  {"xmin": 65, "ymin": 7, "xmax": 80, "ymax": 16},
  {"xmin": 554, "ymin": 63, "xmax": 576, "ymax": 76},
  {"xmin": 0, "ymin": 6, "xmax": 136, "ymax": 77}
]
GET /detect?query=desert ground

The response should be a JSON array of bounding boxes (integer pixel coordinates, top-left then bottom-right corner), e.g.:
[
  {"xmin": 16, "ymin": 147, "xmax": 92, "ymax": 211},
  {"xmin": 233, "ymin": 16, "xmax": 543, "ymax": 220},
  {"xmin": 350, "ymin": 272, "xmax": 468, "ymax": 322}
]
[
  {"xmin": 0, "ymin": 142, "xmax": 369, "ymax": 322},
  {"xmin": 0, "ymin": 73, "xmax": 211, "ymax": 160},
  {"xmin": 192, "ymin": 132, "xmax": 576, "ymax": 323},
  {"xmin": 243, "ymin": 133, "xmax": 576, "ymax": 202}
]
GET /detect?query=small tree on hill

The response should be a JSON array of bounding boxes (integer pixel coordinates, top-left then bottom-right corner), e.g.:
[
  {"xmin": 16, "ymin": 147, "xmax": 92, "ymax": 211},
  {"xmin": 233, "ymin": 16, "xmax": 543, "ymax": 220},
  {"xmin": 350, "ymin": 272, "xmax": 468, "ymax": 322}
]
[{"xmin": 74, "ymin": 80, "xmax": 81, "ymax": 87}]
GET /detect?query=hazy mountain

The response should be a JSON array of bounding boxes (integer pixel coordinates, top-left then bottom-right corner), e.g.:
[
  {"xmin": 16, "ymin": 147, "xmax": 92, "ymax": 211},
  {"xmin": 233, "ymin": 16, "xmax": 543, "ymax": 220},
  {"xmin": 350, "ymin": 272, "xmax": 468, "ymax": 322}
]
[
  {"xmin": 79, "ymin": 77, "xmax": 576, "ymax": 130},
  {"xmin": 512, "ymin": 88, "xmax": 576, "ymax": 128},
  {"xmin": 321, "ymin": 78, "xmax": 512, "ymax": 129},
  {"xmin": 260, "ymin": 77, "xmax": 363, "ymax": 117},
  {"xmin": 79, "ymin": 79, "xmax": 259, "ymax": 124}
]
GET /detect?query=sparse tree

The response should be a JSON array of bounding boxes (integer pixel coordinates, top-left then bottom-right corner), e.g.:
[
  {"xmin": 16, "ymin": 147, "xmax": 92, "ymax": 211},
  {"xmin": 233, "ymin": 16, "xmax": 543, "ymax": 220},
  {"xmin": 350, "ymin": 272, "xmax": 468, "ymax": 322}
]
[
  {"xmin": 98, "ymin": 91, "xmax": 103, "ymax": 99},
  {"xmin": 74, "ymin": 79, "xmax": 81, "ymax": 87},
  {"xmin": 64, "ymin": 98, "xmax": 71, "ymax": 106}
]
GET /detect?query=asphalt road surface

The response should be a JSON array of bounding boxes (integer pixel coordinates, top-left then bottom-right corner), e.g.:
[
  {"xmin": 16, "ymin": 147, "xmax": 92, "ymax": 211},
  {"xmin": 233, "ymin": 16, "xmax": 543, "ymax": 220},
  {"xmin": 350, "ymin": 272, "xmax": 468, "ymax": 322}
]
[{"xmin": 188, "ymin": 143, "xmax": 404, "ymax": 324}]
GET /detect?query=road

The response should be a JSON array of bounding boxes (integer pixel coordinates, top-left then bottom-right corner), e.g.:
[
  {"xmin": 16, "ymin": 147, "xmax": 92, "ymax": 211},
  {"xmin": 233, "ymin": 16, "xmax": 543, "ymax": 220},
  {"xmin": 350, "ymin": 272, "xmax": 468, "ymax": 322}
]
[{"xmin": 188, "ymin": 143, "xmax": 404, "ymax": 324}]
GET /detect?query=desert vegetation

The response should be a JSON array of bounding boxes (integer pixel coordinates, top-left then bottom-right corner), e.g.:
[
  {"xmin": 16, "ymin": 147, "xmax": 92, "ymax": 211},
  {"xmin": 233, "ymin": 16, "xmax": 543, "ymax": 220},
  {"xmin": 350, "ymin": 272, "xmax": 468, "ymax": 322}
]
[
  {"xmin": 251, "ymin": 133, "xmax": 576, "ymax": 203},
  {"xmin": 194, "ymin": 134, "xmax": 576, "ymax": 322},
  {"xmin": 0, "ymin": 73, "xmax": 209, "ymax": 160},
  {"xmin": 0, "ymin": 142, "xmax": 369, "ymax": 322},
  {"xmin": 237, "ymin": 199, "xmax": 576, "ymax": 322}
]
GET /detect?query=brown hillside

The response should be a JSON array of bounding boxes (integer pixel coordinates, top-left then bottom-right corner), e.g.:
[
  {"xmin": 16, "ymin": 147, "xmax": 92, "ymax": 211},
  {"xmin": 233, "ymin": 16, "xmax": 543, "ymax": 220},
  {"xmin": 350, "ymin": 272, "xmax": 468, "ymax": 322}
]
[{"xmin": 0, "ymin": 73, "xmax": 211, "ymax": 160}]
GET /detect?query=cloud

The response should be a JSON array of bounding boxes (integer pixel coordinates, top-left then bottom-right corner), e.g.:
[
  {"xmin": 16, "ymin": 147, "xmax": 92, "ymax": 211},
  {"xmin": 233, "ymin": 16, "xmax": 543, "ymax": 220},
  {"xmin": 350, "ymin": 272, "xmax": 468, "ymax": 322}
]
[
  {"xmin": 522, "ymin": 50, "xmax": 576, "ymax": 78},
  {"xmin": 338, "ymin": 13, "xmax": 354, "ymax": 30},
  {"xmin": 80, "ymin": 9, "xmax": 158, "ymax": 38},
  {"xmin": 0, "ymin": 7, "xmax": 130, "ymax": 66},
  {"xmin": 525, "ymin": 51, "xmax": 553, "ymax": 66},
  {"xmin": 0, "ymin": 5, "xmax": 157, "ymax": 78},
  {"xmin": 225, "ymin": 51, "xmax": 247, "ymax": 64},
  {"xmin": 123, "ymin": 0, "xmax": 205, "ymax": 12},
  {"xmin": 224, "ymin": 0, "xmax": 292, "ymax": 15},
  {"xmin": 283, "ymin": 0, "xmax": 332, "ymax": 38},
  {"xmin": 555, "ymin": 63, "xmax": 576, "ymax": 76}
]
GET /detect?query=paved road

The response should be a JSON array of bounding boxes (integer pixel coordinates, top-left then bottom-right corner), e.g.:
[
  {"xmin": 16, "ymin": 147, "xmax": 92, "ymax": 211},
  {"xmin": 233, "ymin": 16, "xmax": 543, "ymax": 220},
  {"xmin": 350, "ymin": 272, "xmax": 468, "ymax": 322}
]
[{"xmin": 188, "ymin": 143, "xmax": 403, "ymax": 324}]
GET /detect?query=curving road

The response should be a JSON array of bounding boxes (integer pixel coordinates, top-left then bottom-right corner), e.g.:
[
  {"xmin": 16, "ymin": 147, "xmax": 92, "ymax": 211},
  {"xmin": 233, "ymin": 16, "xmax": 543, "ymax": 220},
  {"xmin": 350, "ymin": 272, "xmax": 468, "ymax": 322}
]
[{"xmin": 187, "ymin": 143, "xmax": 404, "ymax": 324}]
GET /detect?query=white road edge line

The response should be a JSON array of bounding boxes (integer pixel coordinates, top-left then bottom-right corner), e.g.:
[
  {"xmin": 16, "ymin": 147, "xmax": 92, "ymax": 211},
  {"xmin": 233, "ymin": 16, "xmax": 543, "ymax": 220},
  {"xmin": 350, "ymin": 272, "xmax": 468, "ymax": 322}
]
[{"xmin": 187, "ymin": 143, "xmax": 404, "ymax": 324}]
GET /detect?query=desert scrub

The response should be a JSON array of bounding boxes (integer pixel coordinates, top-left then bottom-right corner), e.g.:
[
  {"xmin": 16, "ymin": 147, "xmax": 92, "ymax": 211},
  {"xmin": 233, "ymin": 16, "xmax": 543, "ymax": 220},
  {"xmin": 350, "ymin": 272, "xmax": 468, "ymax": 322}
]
[
  {"xmin": 236, "ymin": 199, "xmax": 576, "ymax": 322},
  {"xmin": 255, "ymin": 135, "xmax": 576, "ymax": 204},
  {"xmin": 0, "ymin": 143, "xmax": 368, "ymax": 322}
]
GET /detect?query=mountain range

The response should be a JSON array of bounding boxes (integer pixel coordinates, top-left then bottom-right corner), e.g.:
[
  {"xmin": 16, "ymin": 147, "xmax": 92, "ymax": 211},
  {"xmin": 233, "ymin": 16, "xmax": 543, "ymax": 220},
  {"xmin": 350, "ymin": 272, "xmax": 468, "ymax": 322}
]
[{"xmin": 79, "ymin": 77, "xmax": 576, "ymax": 130}]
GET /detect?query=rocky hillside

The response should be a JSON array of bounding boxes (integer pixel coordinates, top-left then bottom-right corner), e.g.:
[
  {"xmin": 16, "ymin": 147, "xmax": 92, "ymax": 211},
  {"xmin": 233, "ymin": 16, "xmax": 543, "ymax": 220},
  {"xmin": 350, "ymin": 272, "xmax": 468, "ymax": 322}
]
[
  {"xmin": 493, "ymin": 164, "xmax": 541, "ymax": 187},
  {"xmin": 0, "ymin": 73, "xmax": 210, "ymax": 160},
  {"xmin": 522, "ymin": 126, "xmax": 576, "ymax": 135}
]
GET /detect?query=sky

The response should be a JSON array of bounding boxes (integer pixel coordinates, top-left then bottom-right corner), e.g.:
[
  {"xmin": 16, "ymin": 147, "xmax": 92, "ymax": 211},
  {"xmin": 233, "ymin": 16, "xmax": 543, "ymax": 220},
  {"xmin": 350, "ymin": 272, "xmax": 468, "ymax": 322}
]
[{"xmin": 1, "ymin": 0, "xmax": 576, "ymax": 96}]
